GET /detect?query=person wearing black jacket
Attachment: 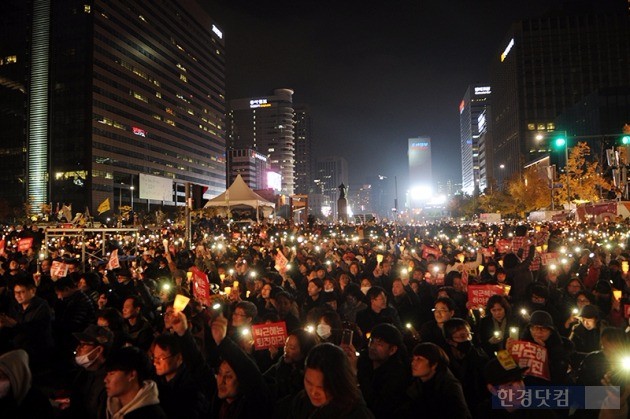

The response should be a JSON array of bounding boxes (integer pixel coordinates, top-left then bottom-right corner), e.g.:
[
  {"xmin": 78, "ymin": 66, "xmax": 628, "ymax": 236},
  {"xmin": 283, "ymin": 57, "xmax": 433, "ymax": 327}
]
[
  {"xmin": 356, "ymin": 286, "xmax": 402, "ymax": 335},
  {"xmin": 208, "ymin": 313, "xmax": 272, "ymax": 419},
  {"xmin": 398, "ymin": 342, "xmax": 471, "ymax": 419},
  {"xmin": 150, "ymin": 333, "xmax": 209, "ymax": 419},
  {"xmin": 390, "ymin": 279, "xmax": 423, "ymax": 329},
  {"xmin": 354, "ymin": 323, "xmax": 410, "ymax": 419}
]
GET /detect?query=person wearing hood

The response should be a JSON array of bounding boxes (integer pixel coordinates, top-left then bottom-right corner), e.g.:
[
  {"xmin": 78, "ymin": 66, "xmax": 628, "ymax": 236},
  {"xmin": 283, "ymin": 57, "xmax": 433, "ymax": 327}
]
[
  {"xmin": 0, "ymin": 349, "xmax": 53, "ymax": 418},
  {"xmin": 569, "ymin": 304, "xmax": 603, "ymax": 356},
  {"xmin": 104, "ymin": 346, "xmax": 166, "ymax": 419}
]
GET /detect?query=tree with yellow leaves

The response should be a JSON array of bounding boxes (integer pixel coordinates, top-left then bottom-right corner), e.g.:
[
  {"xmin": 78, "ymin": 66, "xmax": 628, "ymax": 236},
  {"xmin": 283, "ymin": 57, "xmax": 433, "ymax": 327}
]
[{"xmin": 555, "ymin": 141, "xmax": 610, "ymax": 205}]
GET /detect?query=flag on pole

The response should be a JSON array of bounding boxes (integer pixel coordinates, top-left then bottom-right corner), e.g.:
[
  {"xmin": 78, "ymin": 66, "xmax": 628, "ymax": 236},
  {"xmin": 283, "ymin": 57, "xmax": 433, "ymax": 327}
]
[{"xmin": 97, "ymin": 198, "xmax": 110, "ymax": 215}]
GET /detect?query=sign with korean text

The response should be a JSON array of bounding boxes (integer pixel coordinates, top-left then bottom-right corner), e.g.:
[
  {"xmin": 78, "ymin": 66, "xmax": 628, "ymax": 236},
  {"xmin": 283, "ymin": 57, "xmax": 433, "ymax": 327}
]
[
  {"xmin": 468, "ymin": 284, "xmax": 505, "ymax": 309},
  {"xmin": 50, "ymin": 261, "xmax": 68, "ymax": 278},
  {"xmin": 17, "ymin": 237, "xmax": 33, "ymax": 252},
  {"xmin": 274, "ymin": 251, "xmax": 288, "ymax": 274},
  {"xmin": 106, "ymin": 249, "xmax": 120, "ymax": 270},
  {"xmin": 190, "ymin": 266, "xmax": 212, "ymax": 307},
  {"xmin": 422, "ymin": 246, "xmax": 441, "ymax": 259},
  {"xmin": 540, "ymin": 252, "xmax": 560, "ymax": 266},
  {"xmin": 252, "ymin": 321, "xmax": 287, "ymax": 350},
  {"xmin": 509, "ymin": 340, "xmax": 550, "ymax": 381}
]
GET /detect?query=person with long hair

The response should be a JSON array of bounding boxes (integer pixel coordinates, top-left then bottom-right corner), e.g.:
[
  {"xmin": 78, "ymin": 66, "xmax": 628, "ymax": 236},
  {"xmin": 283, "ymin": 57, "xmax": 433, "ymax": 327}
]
[{"xmin": 288, "ymin": 343, "xmax": 374, "ymax": 418}]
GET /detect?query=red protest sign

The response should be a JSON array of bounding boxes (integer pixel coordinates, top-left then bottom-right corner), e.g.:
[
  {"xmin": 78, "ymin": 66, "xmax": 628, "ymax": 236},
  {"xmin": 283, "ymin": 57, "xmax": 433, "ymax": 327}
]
[
  {"xmin": 422, "ymin": 246, "xmax": 441, "ymax": 259},
  {"xmin": 190, "ymin": 266, "xmax": 212, "ymax": 307},
  {"xmin": 540, "ymin": 252, "xmax": 560, "ymax": 266},
  {"xmin": 50, "ymin": 261, "xmax": 68, "ymax": 278},
  {"xmin": 467, "ymin": 284, "xmax": 505, "ymax": 309},
  {"xmin": 17, "ymin": 237, "xmax": 33, "ymax": 252},
  {"xmin": 509, "ymin": 340, "xmax": 550, "ymax": 381},
  {"xmin": 252, "ymin": 321, "xmax": 287, "ymax": 350},
  {"xmin": 106, "ymin": 249, "xmax": 120, "ymax": 270}
]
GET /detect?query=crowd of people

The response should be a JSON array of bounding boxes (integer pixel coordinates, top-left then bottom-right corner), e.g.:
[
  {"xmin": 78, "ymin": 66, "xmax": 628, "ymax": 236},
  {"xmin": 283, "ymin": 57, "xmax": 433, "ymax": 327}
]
[{"xmin": 1, "ymin": 217, "xmax": 630, "ymax": 418}]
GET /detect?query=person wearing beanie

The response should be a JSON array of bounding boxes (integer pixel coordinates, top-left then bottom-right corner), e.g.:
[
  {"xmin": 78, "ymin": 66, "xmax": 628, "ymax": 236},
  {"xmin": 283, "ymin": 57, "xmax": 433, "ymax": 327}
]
[
  {"xmin": 351, "ymin": 323, "xmax": 410, "ymax": 419},
  {"xmin": 0, "ymin": 349, "xmax": 53, "ymax": 418},
  {"xmin": 569, "ymin": 304, "xmax": 603, "ymax": 356},
  {"xmin": 509, "ymin": 310, "xmax": 573, "ymax": 385}
]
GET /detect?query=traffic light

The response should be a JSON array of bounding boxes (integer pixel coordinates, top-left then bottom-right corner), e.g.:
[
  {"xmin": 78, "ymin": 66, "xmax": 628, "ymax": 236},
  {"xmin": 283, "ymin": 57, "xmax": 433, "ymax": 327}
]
[
  {"xmin": 622, "ymin": 135, "xmax": 630, "ymax": 145},
  {"xmin": 554, "ymin": 137, "xmax": 566, "ymax": 148}
]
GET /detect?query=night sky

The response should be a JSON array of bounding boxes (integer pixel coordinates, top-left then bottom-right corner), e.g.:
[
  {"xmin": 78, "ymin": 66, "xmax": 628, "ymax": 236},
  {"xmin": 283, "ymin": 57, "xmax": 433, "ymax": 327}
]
[{"xmin": 200, "ymin": 0, "xmax": 564, "ymax": 195}]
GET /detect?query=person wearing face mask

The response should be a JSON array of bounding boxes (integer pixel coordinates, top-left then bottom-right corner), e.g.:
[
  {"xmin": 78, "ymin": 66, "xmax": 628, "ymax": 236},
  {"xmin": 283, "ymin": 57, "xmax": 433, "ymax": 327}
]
[
  {"xmin": 443, "ymin": 318, "xmax": 489, "ymax": 412},
  {"xmin": 315, "ymin": 311, "xmax": 344, "ymax": 345},
  {"xmin": 64, "ymin": 324, "xmax": 113, "ymax": 419},
  {"xmin": 0, "ymin": 349, "xmax": 54, "ymax": 418}
]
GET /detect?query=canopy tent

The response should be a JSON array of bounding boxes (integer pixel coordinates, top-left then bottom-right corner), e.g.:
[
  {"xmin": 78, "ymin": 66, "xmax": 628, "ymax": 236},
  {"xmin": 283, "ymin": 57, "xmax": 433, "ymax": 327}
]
[{"xmin": 203, "ymin": 174, "xmax": 275, "ymax": 221}]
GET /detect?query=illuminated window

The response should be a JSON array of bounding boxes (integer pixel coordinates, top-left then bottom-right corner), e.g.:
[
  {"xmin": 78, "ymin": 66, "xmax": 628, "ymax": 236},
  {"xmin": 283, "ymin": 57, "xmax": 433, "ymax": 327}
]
[
  {"xmin": 527, "ymin": 124, "xmax": 536, "ymax": 131},
  {"xmin": 176, "ymin": 63, "xmax": 187, "ymax": 72},
  {"xmin": 139, "ymin": 15, "xmax": 146, "ymax": 22},
  {"xmin": 84, "ymin": 5, "xmax": 91, "ymax": 13},
  {"xmin": 180, "ymin": 74, "xmax": 187, "ymax": 82},
  {"xmin": 131, "ymin": 91, "xmax": 148, "ymax": 102},
  {"xmin": 537, "ymin": 124, "xmax": 545, "ymax": 130},
  {"xmin": 547, "ymin": 123, "xmax": 555, "ymax": 130},
  {"xmin": 155, "ymin": 92, "xmax": 161, "ymax": 98},
  {"xmin": 6, "ymin": 55, "xmax": 17, "ymax": 64}
]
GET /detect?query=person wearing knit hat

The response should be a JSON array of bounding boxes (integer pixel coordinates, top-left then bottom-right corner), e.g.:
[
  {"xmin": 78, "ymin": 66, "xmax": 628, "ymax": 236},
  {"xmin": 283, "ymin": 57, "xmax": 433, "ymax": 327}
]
[
  {"xmin": 569, "ymin": 304, "xmax": 603, "ymax": 354},
  {"xmin": 518, "ymin": 310, "xmax": 573, "ymax": 385},
  {"xmin": 0, "ymin": 349, "xmax": 53, "ymax": 417}
]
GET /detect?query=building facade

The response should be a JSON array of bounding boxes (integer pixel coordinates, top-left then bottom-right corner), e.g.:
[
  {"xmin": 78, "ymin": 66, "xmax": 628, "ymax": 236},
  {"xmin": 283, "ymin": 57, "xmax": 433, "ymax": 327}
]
[
  {"xmin": 314, "ymin": 156, "xmax": 348, "ymax": 220},
  {"xmin": 460, "ymin": 85, "xmax": 491, "ymax": 195},
  {"xmin": 489, "ymin": 0, "xmax": 630, "ymax": 185},
  {"xmin": 408, "ymin": 137, "xmax": 433, "ymax": 207},
  {"xmin": 227, "ymin": 149, "xmax": 270, "ymax": 191},
  {"xmin": 293, "ymin": 104, "xmax": 313, "ymax": 196},
  {"xmin": 2, "ymin": 0, "xmax": 227, "ymax": 214},
  {"xmin": 228, "ymin": 88, "xmax": 296, "ymax": 195}
]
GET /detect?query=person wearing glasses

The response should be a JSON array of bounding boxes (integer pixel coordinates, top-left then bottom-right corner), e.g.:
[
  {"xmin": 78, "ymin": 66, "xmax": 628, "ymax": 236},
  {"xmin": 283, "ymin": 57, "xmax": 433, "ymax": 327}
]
[
  {"xmin": 419, "ymin": 297, "xmax": 456, "ymax": 352},
  {"xmin": 151, "ymin": 333, "xmax": 209, "ymax": 419}
]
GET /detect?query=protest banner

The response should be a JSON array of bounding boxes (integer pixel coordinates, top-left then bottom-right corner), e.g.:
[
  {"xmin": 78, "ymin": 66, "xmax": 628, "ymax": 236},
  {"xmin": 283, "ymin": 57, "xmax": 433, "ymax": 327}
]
[
  {"xmin": 275, "ymin": 250, "xmax": 288, "ymax": 273},
  {"xmin": 509, "ymin": 340, "xmax": 551, "ymax": 381},
  {"xmin": 468, "ymin": 284, "xmax": 505, "ymax": 309},
  {"xmin": 252, "ymin": 321, "xmax": 287, "ymax": 350},
  {"xmin": 50, "ymin": 261, "xmax": 69, "ymax": 278},
  {"xmin": 17, "ymin": 237, "xmax": 33, "ymax": 252},
  {"xmin": 106, "ymin": 249, "xmax": 120, "ymax": 270},
  {"xmin": 422, "ymin": 246, "xmax": 441, "ymax": 259},
  {"xmin": 540, "ymin": 252, "xmax": 560, "ymax": 266},
  {"xmin": 190, "ymin": 266, "xmax": 212, "ymax": 306}
]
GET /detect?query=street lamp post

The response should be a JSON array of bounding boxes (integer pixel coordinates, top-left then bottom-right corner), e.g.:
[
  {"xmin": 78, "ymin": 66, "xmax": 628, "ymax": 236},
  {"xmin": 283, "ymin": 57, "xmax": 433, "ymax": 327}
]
[
  {"xmin": 130, "ymin": 185, "xmax": 135, "ymax": 210},
  {"xmin": 554, "ymin": 132, "xmax": 569, "ymax": 207}
]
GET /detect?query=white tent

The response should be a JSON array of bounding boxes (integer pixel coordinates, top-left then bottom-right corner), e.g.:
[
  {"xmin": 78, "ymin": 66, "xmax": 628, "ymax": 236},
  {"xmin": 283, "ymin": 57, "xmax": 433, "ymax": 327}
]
[{"xmin": 203, "ymin": 175, "xmax": 275, "ymax": 221}]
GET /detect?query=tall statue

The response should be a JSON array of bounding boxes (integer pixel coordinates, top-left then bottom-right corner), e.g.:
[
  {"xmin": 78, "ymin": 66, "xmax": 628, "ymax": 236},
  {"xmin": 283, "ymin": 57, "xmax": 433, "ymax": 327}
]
[{"xmin": 337, "ymin": 183, "xmax": 348, "ymax": 223}]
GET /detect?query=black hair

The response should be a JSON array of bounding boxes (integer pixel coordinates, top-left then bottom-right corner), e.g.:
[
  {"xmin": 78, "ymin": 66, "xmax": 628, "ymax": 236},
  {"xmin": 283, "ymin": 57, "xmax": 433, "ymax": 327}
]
[
  {"xmin": 153, "ymin": 334, "xmax": 182, "ymax": 356},
  {"xmin": 305, "ymin": 343, "xmax": 362, "ymax": 413},
  {"xmin": 412, "ymin": 342, "xmax": 450, "ymax": 372}
]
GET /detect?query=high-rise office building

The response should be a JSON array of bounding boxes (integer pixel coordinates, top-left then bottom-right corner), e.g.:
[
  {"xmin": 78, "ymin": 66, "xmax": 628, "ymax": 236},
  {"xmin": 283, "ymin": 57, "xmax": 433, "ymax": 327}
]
[
  {"xmin": 228, "ymin": 88, "xmax": 295, "ymax": 195},
  {"xmin": 227, "ymin": 149, "xmax": 270, "ymax": 191},
  {"xmin": 408, "ymin": 137, "xmax": 433, "ymax": 207},
  {"xmin": 314, "ymin": 156, "xmax": 348, "ymax": 220},
  {"xmin": 0, "ymin": 0, "xmax": 226, "ymax": 214},
  {"xmin": 293, "ymin": 105, "xmax": 313, "ymax": 196},
  {"xmin": 477, "ymin": 107, "xmax": 495, "ymax": 192},
  {"xmin": 489, "ymin": 0, "xmax": 630, "ymax": 185},
  {"xmin": 460, "ymin": 85, "xmax": 491, "ymax": 195}
]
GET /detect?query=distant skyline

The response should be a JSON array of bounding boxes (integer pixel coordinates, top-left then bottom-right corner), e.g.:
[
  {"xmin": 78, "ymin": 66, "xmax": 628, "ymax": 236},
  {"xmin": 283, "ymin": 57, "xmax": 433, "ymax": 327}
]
[{"xmin": 201, "ymin": 0, "xmax": 565, "ymax": 195}]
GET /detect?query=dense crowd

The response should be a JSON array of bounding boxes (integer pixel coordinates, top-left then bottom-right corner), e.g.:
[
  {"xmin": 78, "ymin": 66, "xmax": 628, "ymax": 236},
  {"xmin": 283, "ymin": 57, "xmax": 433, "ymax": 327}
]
[{"xmin": 1, "ymin": 217, "xmax": 630, "ymax": 418}]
